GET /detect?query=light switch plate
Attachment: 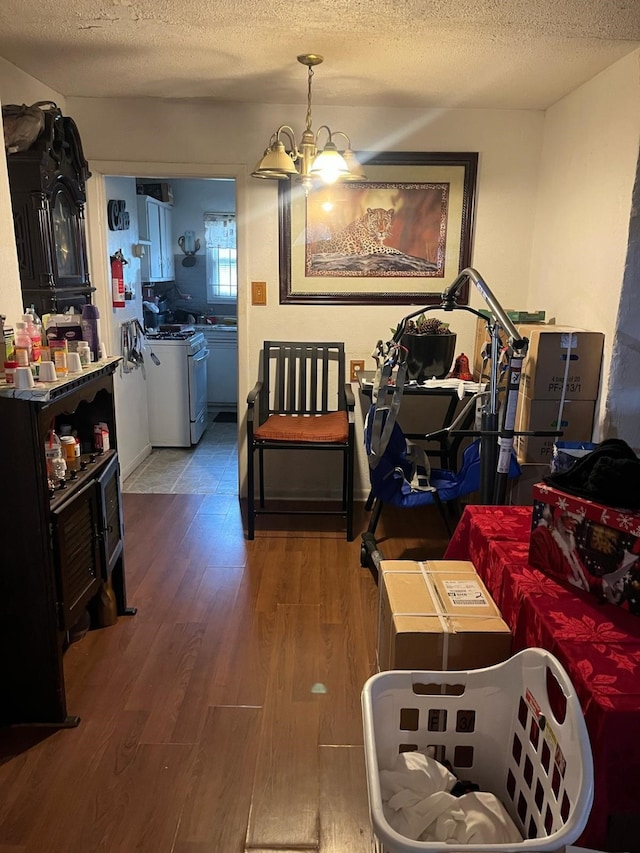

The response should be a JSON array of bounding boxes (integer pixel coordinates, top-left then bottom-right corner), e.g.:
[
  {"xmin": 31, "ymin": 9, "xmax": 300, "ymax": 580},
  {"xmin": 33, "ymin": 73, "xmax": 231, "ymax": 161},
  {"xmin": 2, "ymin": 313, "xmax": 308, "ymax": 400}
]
[{"xmin": 251, "ymin": 281, "xmax": 267, "ymax": 305}]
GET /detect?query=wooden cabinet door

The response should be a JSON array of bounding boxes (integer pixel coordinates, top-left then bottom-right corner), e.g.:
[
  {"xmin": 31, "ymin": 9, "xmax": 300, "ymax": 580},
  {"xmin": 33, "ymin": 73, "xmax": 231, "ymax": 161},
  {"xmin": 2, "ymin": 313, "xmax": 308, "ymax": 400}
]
[
  {"xmin": 158, "ymin": 203, "xmax": 172, "ymax": 280},
  {"xmin": 147, "ymin": 200, "xmax": 164, "ymax": 280},
  {"xmin": 96, "ymin": 452, "xmax": 124, "ymax": 577},
  {"xmin": 138, "ymin": 197, "xmax": 173, "ymax": 281},
  {"xmin": 204, "ymin": 333, "xmax": 238, "ymax": 406},
  {"xmin": 51, "ymin": 479, "xmax": 102, "ymax": 631}
]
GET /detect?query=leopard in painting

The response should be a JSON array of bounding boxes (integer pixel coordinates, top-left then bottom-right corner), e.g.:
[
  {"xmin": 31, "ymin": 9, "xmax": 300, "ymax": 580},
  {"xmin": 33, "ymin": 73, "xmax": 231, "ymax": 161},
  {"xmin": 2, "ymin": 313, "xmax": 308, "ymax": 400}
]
[{"xmin": 315, "ymin": 208, "xmax": 401, "ymax": 256}]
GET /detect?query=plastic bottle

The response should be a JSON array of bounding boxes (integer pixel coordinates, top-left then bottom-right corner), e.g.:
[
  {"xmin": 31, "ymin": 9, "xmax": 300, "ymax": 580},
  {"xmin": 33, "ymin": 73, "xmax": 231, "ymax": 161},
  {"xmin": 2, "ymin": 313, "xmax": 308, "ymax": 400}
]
[
  {"xmin": 77, "ymin": 340, "xmax": 91, "ymax": 367},
  {"xmin": 22, "ymin": 313, "xmax": 41, "ymax": 363},
  {"xmin": 26, "ymin": 307, "xmax": 43, "ymax": 361},
  {"xmin": 50, "ymin": 340, "xmax": 68, "ymax": 376},
  {"xmin": 60, "ymin": 435, "xmax": 80, "ymax": 471},
  {"xmin": 26, "ymin": 305, "xmax": 43, "ymax": 340},
  {"xmin": 3, "ymin": 360, "xmax": 17, "ymax": 384},
  {"xmin": 44, "ymin": 428, "xmax": 62, "ymax": 479},
  {"xmin": 14, "ymin": 322, "xmax": 32, "ymax": 367},
  {"xmin": 81, "ymin": 304, "xmax": 101, "ymax": 362},
  {"xmin": 50, "ymin": 454, "xmax": 67, "ymax": 483}
]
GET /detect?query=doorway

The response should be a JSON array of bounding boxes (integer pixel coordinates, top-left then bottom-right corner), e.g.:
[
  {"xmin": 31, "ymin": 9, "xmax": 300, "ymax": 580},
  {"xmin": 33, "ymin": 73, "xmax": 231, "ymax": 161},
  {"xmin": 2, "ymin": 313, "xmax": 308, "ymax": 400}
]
[{"xmin": 85, "ymin": 161, "xmax": 243, "ymax": 495}]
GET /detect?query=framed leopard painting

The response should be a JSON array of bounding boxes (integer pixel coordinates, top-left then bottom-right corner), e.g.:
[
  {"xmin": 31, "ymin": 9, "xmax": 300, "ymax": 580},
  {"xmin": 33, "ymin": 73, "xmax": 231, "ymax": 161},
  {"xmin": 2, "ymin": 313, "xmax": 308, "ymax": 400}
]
[{"xmin": 279, "ymin": 151, "xmax": 478, "ymax": 305}]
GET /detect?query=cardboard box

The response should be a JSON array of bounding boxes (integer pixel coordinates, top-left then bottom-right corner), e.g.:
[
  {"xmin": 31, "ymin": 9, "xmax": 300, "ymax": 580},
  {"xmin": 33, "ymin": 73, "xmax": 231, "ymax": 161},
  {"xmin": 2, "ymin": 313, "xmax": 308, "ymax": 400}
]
[
  {"xmin": 514, "ymin": 392, "xmax": 596, "ymax": 463},
  {"xmin": 529, "ymin": 483, "xmax": 640, "ymax": 615},
  {"xmin": 477, "ymin": 308, "xmax": 547, "ymax": 324},
  {"xmin": 508, "ymin": 461, "xmax": 550, "ymax": 506},
  {"xmin": 472, "ymin": 316, "xmax": 546, "ymax": 379},
  {"xmin": 520, "ymin": 326, "xmax": 604, "ymax": 400},
  {"xmin": 137, "ymin": 181, "xmax": 173, "ymax": 204},
  {"xmin": 377, "ymin": 560, "xmax": 512, "ymax": 671}
]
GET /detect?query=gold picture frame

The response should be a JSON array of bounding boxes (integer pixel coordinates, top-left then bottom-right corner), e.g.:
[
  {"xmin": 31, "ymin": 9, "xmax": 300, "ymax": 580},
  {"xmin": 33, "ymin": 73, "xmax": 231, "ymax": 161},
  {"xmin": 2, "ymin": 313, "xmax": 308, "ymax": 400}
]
[{"xmin": 278, "ymin": 151, "xmax": 478, "ymax": 305}]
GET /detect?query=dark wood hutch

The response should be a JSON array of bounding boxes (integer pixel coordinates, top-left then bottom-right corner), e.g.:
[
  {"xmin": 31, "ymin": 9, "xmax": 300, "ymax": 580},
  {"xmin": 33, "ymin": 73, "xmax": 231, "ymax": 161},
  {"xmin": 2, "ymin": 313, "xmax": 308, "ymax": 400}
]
[
  {"xmin": 1, "ymin": 106, "xmax": 134, "ymax": 726},
  {"xmin": 4, "ymin": 102, "xmax": 94, "ymax": 316},
  {"xmin": 0, "ymin": 360, "xmax": 135, "ymax": 727}
]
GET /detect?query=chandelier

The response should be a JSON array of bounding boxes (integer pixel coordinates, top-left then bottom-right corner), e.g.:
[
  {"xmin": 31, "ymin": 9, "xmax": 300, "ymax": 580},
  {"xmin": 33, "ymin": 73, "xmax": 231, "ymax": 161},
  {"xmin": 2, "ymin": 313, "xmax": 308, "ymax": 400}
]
[{"xmin": 251, "ymin": 54, "xmax": 366, "ymax": 194}]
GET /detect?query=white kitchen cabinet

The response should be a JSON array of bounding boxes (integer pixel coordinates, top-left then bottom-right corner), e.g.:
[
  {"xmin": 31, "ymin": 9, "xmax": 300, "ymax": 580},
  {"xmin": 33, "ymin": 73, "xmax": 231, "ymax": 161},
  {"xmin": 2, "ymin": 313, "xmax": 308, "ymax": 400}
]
[
  {"xmin": 137, "ymin": 196, "xmax": 175, "ymax": 282},
  {"xmin": 203, "ymin": 328, "xmax": 237, "ymax": 408}
]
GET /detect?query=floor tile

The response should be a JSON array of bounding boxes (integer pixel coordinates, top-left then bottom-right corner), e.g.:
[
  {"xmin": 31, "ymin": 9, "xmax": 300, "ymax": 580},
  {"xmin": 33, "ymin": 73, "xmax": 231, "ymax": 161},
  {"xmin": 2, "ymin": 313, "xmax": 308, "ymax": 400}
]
[{"xmin": 123, "ymin": 413, "xmax": 238, "ymax": 498}]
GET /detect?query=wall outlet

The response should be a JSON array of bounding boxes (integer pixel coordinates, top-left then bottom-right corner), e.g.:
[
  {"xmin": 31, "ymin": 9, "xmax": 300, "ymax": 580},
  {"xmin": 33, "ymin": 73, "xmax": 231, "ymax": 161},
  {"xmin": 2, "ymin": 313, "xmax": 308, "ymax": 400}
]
[{"xmin": 350, "ymin": 360, "xmax": 365, "ymax": 382}]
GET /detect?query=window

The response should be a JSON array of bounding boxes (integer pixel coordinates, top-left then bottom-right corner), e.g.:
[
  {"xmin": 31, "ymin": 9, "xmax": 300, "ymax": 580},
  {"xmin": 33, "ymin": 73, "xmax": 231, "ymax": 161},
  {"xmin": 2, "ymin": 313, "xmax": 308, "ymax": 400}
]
[{"xmin": 205, "ymin": 213, "xmax": 237, "ymax": 301}]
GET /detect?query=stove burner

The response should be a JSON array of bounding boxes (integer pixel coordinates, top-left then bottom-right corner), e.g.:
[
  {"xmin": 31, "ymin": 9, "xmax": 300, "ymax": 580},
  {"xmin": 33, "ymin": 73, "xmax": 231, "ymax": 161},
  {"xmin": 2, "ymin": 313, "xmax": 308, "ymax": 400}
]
[{"xmin": 147, "ymin": 330, "xmax": 196, "ymax": 341}]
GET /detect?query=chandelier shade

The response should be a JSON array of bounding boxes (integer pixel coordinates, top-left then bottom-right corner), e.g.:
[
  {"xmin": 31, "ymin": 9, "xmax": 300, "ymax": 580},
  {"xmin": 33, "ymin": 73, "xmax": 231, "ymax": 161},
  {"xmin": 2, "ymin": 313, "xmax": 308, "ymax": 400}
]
[
  {"xmin": 251, "ymin": 54, "xmax": 366, "ymax": 192},
  {"xmin": 251, "ymin": 138, "xmax": 298, "ymax": 179},
  {"xmin": 308, "ymin": 138, "xmax": 350, "ymax": 183}
]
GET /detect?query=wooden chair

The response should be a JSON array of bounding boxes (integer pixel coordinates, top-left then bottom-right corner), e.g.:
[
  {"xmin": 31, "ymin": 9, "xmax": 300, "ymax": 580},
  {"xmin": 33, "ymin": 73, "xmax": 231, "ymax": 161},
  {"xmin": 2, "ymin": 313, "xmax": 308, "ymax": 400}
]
[{"xmin": 246, "ymin": 341, "xmax": 355, "ymax": 540}]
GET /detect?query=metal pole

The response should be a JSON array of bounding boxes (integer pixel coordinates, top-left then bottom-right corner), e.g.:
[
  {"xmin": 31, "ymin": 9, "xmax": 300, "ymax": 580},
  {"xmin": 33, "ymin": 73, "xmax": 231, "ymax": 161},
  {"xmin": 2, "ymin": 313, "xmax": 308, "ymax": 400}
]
[{"xmin": 494, "ymin": 351, "xmax": 524, "ymax": 504}]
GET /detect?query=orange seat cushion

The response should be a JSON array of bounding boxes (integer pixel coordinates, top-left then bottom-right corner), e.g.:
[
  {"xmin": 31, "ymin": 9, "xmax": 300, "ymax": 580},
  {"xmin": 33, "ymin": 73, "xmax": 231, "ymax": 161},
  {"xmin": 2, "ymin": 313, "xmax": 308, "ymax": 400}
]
[{"xmin": 254, "ymin": 411, "xmax": 348, "ymax": 443}]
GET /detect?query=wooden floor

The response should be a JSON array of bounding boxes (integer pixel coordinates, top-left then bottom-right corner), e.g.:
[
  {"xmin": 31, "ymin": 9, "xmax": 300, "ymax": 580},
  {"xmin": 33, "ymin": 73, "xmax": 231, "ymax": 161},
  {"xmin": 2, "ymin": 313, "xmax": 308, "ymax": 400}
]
[{"xmin": 0, "ymin": 496, "xmax": 451, "ymax": 853}]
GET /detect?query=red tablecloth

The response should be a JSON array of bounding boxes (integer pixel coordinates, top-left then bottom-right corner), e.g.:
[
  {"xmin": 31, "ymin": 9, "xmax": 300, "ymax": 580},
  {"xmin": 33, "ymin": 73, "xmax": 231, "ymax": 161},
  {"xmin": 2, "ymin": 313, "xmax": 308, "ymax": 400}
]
[{"xmin": 445, "ymin": 505, "xmax": 640, "ymax": 851}]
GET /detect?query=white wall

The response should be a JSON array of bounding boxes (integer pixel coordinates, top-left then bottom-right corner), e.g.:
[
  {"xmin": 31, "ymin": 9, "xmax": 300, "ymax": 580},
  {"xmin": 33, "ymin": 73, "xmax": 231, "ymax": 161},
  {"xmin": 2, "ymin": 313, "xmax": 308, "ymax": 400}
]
[
  {"xmin": 103, "ymin": 176, "xmax": 151, "ymax": 478},
  {"xmin": 170, "ymin": 177, "xmax": 235, "ymax": 251},
  {"xmin": 606, "ymin": 169, "xmax": 640, "ymax": 449},
  {"xmin": 0, "ymin": 127, "xmax": 22, "ymax": 325},
  {"xmin": 0, "ymin": 56, "xmax": 65, "ymax": 110},
  {"xmin": 529, "ymin": 49, "xmax": 640, "ymax": 450}
]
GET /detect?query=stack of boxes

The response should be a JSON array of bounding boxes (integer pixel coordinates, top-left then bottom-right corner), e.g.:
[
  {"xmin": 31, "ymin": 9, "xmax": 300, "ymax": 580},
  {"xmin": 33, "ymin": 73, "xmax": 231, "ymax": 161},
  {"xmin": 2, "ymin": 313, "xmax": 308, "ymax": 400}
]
[
  {"xmin": 513, "ymin": 325, "xmax": 604, "ymax": 503},
  {"xmin": 472, "ymin": 317, "xmax": 605, "ymax": 505}
]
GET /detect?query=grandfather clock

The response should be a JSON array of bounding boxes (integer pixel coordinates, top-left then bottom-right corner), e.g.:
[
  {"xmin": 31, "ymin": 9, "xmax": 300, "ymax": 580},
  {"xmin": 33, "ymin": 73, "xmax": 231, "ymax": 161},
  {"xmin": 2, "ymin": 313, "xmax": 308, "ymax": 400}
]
[{"xmin": 4, "ymin": 103, "xmax": 94, "ymax": 315}]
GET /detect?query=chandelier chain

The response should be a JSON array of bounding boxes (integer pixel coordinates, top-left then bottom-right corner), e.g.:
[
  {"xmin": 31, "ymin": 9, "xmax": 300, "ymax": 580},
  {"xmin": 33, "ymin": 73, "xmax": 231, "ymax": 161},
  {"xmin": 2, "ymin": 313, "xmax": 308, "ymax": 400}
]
[{"xmin": 305, "ymin": 66, "xmax": 314, "ymax": 133}]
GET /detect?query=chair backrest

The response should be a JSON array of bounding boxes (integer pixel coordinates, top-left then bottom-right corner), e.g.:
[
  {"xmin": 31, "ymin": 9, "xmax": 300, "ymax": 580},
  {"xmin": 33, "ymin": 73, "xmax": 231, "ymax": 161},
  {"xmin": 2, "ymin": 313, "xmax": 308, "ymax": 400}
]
[{"xmin": 258, "ymin": 341, "xmax": 347, "ymax": 422}]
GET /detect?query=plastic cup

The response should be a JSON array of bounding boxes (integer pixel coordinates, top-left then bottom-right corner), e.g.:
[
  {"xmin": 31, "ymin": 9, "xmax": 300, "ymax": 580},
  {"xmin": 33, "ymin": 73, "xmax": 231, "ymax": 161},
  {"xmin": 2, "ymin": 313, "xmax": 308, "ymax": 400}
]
[
  {"xmin": 67, "ymin": 352, "xmax": 83, "ymax": 374},
  {"xmin": 14, "ymin": 366, "xmax": 35, "ymax": 389},
  {"xmin": 38, "ymin": 360, "xmax": 57, "ymax": 382}
]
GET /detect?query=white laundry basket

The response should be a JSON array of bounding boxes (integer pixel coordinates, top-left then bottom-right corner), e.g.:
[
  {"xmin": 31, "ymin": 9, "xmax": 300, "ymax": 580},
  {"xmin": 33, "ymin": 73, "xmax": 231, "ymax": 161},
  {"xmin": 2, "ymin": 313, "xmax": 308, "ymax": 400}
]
[{"xmin": 361, "ymin": 648, "xmax": 594, "ymax": 853}]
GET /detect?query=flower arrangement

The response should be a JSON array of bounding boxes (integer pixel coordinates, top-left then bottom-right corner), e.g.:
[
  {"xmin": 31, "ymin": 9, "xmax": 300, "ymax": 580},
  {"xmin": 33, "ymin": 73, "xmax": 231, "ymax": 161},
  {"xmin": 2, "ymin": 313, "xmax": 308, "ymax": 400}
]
[{"xmin": 401, "ymin": 315, "xmax": 453, "ymax": 336}]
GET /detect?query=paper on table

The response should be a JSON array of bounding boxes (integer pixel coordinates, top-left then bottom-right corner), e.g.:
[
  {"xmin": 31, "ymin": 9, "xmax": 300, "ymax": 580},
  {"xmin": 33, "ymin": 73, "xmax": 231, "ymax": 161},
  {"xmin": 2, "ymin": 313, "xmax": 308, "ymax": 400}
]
[{"xmin": 405, "ymin": 378, "xmax": 485, "ymax": 396}]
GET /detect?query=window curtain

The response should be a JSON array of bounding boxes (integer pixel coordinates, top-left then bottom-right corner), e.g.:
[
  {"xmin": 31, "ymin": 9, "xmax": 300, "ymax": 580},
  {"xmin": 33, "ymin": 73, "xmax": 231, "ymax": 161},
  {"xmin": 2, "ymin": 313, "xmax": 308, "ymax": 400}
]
[{"xmin": 204, "ymin": 213, "xmax": 237, "ymax": 300}]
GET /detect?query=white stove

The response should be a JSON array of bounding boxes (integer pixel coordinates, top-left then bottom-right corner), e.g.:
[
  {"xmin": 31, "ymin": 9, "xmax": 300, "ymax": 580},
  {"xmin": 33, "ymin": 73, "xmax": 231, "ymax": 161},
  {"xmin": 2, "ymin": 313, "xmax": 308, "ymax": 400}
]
[
  {"xmin": 145, "ymin": 329, "xmax": 209, "ymax": 446},
  {"xmin": 146, "ymin": 328, "xmax": 206, "ymax": 352}
]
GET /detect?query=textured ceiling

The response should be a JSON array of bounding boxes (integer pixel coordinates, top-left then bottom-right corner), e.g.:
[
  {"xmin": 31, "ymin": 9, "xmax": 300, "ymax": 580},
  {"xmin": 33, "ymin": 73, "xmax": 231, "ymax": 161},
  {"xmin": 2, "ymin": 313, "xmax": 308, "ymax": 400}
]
[{"xmin": 1, "ymin": 0, "xmax": 639, "ymax": 110}]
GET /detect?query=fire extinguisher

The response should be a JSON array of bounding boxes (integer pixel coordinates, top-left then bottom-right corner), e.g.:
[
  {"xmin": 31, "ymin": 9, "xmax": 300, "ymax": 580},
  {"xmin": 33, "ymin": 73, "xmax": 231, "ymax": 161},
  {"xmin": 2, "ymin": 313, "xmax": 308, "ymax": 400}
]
[{"xmin": 110, "ymin": 250, "xmax": 128, "ymax": 308}]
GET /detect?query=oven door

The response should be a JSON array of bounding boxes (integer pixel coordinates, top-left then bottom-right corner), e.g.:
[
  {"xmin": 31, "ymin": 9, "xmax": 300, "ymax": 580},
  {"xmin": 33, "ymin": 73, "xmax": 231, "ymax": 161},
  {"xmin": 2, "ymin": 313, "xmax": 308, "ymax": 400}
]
[{"xmin": 188, "ymin": 347, "xmax": 209, "ymax": 443}]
